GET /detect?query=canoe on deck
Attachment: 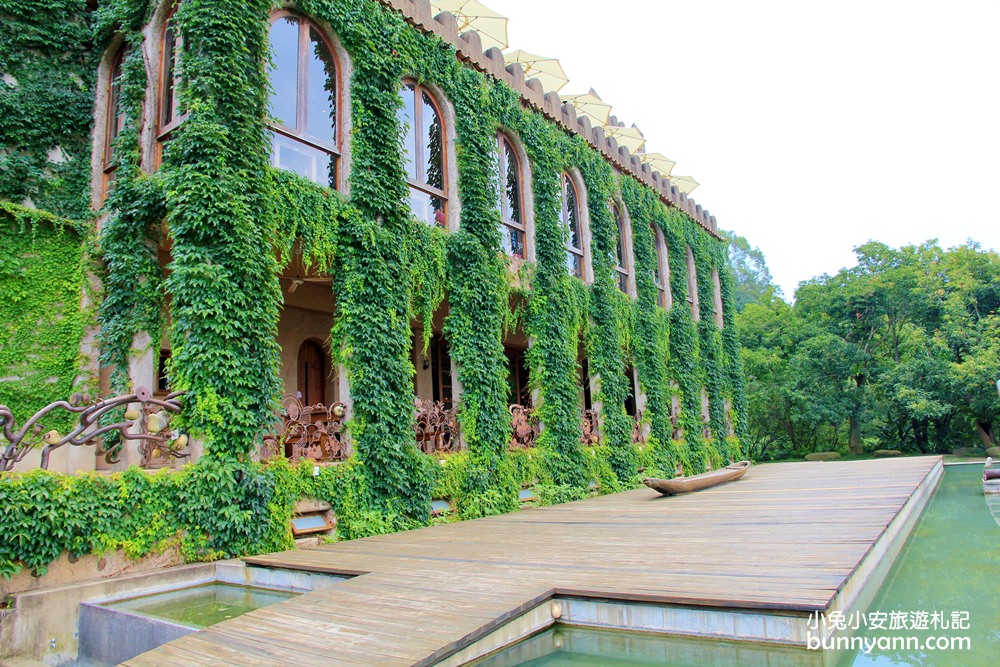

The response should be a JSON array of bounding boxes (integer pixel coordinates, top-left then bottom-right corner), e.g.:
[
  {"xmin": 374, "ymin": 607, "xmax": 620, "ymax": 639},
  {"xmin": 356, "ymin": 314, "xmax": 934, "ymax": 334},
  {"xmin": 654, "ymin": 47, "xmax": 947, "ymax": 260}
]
[
  {"xmin": 643, "ymin": 460, "xmax": 751, "ymax": 496},
  {"xmin": 985, "ymin": 457, "xmax": 1000, "ymax": 499}
]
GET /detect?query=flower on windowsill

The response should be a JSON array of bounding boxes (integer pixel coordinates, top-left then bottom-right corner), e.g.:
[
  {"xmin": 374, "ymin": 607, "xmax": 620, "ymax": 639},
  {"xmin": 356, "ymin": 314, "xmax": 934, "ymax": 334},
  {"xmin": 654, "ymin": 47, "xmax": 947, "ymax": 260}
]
[{"xmin": 434, "ymin": 210, "xmax": 446, "ymax": 226}]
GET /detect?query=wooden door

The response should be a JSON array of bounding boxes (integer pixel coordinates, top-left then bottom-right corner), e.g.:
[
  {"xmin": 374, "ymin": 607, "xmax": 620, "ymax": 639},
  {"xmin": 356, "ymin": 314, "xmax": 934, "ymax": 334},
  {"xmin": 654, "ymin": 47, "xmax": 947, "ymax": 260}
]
[{"xmin": 297, "ymin": 340, "xmax": 326, "ymax": 406}]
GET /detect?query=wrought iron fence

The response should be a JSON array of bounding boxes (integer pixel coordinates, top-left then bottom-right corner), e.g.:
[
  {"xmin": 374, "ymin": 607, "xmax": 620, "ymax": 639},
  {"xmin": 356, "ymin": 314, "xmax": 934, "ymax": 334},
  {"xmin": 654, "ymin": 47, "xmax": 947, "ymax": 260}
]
[
  {"xmin": 0, "ymin": 386, "xmax": 186, "ymax": 472},
  {"xmin": 261, "ymin": 395, "xmax": 350, "ymax": 463},
  {"xmin": 508, "ymin": 403, "xmax": 538, "ymax": 450},
  {"xmin": 414, "ymin": 398, "xmax": 460, "ymax": 454},
  {"xmin": 581, "ymin": 408, "xmax": 600, "ymax": 446}
]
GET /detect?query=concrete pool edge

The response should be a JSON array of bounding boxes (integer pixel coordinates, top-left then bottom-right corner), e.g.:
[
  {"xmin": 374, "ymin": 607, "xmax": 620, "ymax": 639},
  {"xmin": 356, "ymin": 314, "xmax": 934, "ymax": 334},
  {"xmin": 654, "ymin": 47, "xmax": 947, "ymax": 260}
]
[
  {"xmin": 429, "ymin": 457, "xmax": 946, "ymax": 666},
  {"xmin": 821, "ymin": 456, "xmax": 944, "ymax": 634},
  {"xmin": 0, "ymin": 560, "xmax": 348, "ymax": 665}
]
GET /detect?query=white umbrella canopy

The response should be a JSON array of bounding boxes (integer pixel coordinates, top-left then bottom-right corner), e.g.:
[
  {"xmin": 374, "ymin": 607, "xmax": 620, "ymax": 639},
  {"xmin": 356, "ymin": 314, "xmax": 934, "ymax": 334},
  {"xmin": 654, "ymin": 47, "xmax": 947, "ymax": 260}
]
[
  {"xmin": 639, "ymin": 152, "xmax": 677, "ymax": 178},
  {"xmin": 560, "ymin": 88, "xmax": 611, "ymax": 127},
  {"xmin": 669, "ymin": 175, "xmax": 700, "ymax": 194},
  {"xmin": 603, "ymin": 125, "xmax": 646, "ymax": 154},
  {"xmin": 503, "ymin": 50, "xmax": 569, "ymax": 93},
  {"xmin": 431, "ymin": 0, "xmax": 509, "ymax": 51}
]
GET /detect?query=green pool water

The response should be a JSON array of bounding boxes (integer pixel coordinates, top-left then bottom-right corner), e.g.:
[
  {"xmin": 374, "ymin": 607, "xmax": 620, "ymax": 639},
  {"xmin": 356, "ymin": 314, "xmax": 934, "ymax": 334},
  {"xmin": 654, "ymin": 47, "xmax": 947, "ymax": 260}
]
[
  {"xmin": 103, "ymin": 582, "xmax": 297, "ymax": 629},
  {"xmin": 474, "ymin": 464, "xmax": 999, "ymax": 667}
]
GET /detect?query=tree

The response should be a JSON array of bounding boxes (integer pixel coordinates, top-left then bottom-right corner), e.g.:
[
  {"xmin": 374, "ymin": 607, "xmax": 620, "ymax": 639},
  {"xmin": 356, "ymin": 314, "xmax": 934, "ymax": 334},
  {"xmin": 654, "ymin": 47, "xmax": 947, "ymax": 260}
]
[
  {"xmin": 739, "ymin": 238, "xmax": 1000, "ymax": 457},
  {"xmin": 721, "ymin": 229, "xmax": 783, "ymax": 312}
]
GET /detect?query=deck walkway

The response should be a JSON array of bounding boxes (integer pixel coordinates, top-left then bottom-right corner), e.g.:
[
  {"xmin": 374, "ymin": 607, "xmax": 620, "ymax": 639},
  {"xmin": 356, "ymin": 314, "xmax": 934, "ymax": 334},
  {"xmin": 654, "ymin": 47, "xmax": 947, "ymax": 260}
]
[{"xmin": 124, "ymin": 456, "xmax": 942, "ymax": 666}]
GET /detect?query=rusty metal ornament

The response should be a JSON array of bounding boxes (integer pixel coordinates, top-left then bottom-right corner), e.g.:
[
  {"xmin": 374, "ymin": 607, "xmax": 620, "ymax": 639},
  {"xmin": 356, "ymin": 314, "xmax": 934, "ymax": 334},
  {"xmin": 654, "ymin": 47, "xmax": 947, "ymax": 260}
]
[
  {"xmin": 261, "ymin": 395, "xmax": 351, "ymax": 463},
  {"xmin": 0, "ymin": 387, "xmax": 186, "ymax": 472},
  {"xmin": 581, "ymin": 409, "xmax": 600, "ymax": 446},
  {"xmin": 508, "ymin": 404, "xmax": 538, "ymax": 450},
  {"xmin": 413, "ymin": 398, "xmax": 460, "ymax": 454},
  {"xmin": 631, "ymin": 408, "xmax": 647, "ymax": 446}
]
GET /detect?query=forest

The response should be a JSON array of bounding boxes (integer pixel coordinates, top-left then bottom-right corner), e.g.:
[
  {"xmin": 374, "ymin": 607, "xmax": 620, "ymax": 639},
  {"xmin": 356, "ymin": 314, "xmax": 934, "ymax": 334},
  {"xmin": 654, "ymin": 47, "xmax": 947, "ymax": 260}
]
[{"xmin": 728, "ymin": 232, "xmax": 1000, "ymax": 461}]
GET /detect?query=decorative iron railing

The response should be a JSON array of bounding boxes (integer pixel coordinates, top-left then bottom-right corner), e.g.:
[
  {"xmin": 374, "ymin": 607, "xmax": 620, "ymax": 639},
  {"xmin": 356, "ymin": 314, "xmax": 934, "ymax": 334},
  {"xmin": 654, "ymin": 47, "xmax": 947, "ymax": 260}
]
[
  {"xmin": 631, "ymin": 409, "xmax": 647, "ymax": 447},
  {"xmin": 414, "ymin": 398, "xmax": 460, "ymax": 454},
  {"xmin": 0, "ymin": 386, "xmax": 186, "ymax": 472},
  {"xmin": 581, "ymin": 408, "xmax": 600, "ymax": 446},
  {"xmin": 261, "ymin": 395, "xmax": 350, "ymax": 463},
  {"xmin": 508, "ymin": 404, "xmax": 538, "ymax": 450}
]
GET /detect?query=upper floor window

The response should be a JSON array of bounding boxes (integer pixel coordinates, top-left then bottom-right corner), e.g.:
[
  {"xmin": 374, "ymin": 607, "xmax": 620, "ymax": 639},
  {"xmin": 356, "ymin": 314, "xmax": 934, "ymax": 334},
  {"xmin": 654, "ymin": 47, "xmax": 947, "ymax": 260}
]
[
  {"xmin": 611, "ymin": 202, "xmax": 630, "ymax": 293},
  {"xmin": 399, "ymin": 81, "xmax": 446, "ymax": 226},
  {"xmin": 711, "ymin": 268, "xmax": 724, "ymax": 327},
  {"xmin": 103, "ymin": 48, "xmax": 126, "ymax": 174},
  {"xmin": 497, "ymin": 133, "xmax": 524, "ymax": 256},
  {"xmin": 159, "ymin": 20, "xmax": 182, "ymax": 137},
  {"xmin": 561, "ymin": 172, "xmax": 583, "ymax": 278},
  {"xmin": 652, "ymin": 225, "xmax": 672, "ymax": 310},
  {"xmin": 686, "ymin": 245, "xmax": 700, "ymax": 321},
  {"xmin": 267, "ymin": 13, "xmax": 339, "ymax": 188}
]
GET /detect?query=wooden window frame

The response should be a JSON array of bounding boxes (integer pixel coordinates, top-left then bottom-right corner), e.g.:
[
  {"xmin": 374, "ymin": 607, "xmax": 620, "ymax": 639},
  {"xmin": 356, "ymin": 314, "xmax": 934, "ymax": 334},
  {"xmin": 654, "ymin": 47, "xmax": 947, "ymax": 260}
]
[
  {"xmin": 686, "ymin": 245, "xmax": 700, "ymax": 321},
  {"xmin": 497, "ymin": 132, "xmax": 525, "ymax": 257},
  {"xmin": 611, "ymin": 201, "xmax": 630, "ymax": 293},
  {"xmin": 158, "ymin": 18, "xmax": 184, "ymax": 140},
  {"xmin": 561, "ymin": 172, "xmax": 584, "ymax": 278},
  {"xmin": 711, "ymin": 268, "xmax": 724, "ymax": 328},
  {"xmin": 268, "ymin": 10, "xmax": 342, "ymax": 189},
  {"xmin": 401, "ymin": 80, "xmax": 448, "ymax": 226},
  {"xmin": 652, "ymin": 225, "xmax": 672, "ymax": 310},
  {"xmin": 103, "ymin": 48, "xmax": 126, "ymax": 176}
]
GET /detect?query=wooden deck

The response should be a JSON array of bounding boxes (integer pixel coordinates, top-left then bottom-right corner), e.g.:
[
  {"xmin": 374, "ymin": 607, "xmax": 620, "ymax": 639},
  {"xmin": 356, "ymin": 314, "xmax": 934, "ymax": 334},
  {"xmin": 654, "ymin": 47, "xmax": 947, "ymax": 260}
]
[{"xmin": 124, "ymin": 456, "xmax": 942, "ymax": 667}]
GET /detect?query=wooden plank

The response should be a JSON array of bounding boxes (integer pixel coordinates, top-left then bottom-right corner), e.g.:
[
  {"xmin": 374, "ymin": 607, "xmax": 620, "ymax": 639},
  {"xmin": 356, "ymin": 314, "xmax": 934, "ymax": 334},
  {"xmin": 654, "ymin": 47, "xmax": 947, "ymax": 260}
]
[{"xmin": 127, "ymin": 456, "xmax": 941, "ymax": 666}]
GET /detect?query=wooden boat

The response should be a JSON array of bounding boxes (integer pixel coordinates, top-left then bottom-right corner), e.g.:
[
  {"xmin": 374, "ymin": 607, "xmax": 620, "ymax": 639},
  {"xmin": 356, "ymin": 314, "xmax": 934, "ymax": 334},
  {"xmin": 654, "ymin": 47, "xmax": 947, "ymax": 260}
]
[
  {"xmin": 643, "ymin": 460, "xmax": 751, "ymax": 496},
  {"xmin": 984, "ymin": 457, "xmax": 1000, "ymax": 495}
]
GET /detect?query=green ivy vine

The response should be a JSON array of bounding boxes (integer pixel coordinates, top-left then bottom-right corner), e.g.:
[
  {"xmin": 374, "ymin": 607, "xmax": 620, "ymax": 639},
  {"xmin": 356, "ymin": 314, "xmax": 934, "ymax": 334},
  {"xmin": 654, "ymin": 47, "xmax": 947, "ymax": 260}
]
[{"xmin": 2, "ymin": 0, "xmax": 750, "ymax": 571}]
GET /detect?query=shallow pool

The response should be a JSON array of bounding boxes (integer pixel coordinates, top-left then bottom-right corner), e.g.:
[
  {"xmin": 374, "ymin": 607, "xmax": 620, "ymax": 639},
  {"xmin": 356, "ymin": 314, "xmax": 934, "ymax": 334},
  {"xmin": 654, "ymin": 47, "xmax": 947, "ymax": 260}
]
[
  {"xmin": 102, "ymin": 581, "xmax": 297, "ymax": 629},
  {"xmin": 472, "ymin": 464, "xmax": 999, "ymax": 667}
]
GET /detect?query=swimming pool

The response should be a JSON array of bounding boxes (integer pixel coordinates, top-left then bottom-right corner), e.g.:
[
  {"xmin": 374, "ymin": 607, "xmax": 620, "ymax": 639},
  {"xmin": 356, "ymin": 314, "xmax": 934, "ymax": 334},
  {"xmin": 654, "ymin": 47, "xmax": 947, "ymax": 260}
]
[{"xmin": 470, "ymin": 464, "xmax": 998, "ymax": 666}]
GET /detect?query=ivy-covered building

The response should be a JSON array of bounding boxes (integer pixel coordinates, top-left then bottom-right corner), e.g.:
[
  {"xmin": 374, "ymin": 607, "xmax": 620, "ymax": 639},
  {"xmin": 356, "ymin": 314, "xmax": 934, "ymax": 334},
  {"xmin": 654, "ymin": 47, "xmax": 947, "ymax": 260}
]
[{"xmin": 1, "ymin": 0, "xmax": 747, "ymax": 520}]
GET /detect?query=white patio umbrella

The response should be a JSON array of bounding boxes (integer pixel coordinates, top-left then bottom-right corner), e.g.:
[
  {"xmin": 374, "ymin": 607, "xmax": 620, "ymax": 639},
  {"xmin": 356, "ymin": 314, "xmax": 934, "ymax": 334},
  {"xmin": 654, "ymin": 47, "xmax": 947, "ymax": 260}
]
[
  {"xmin": 560, "ymin": 89, "xmax": 611, "ymax": 127},
  {"xmin": 431, "ymin": 1, "xmax": 509, "ymax": 51},
  {"xmin": 603, "ymin": 125, "xmax": 646, "ymax": 154},
  {"xmin": 669, "ymin": 175, "xmax": 700, "ymax": 194},
  {"xmin": 503, "ymin": 50, "xmax": 569, "ymax": 93},
  {"xmin": 639, "ymin": 152, "xmax": 677, "ymax": 178}
]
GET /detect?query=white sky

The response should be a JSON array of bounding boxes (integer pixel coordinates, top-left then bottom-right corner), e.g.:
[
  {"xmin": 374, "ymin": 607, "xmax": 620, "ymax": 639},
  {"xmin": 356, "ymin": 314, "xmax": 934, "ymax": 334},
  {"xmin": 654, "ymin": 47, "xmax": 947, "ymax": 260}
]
[{"xmin": 487, "ymin": 0, "xmax": 1000, "ymax": 298}]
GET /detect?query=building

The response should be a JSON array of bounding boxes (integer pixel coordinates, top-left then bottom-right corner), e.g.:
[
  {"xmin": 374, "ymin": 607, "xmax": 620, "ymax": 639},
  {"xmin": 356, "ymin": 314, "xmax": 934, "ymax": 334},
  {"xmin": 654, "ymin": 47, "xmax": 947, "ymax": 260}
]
[{"xmin": 0, "ymin": 0, "xmax": 746, "ymax": 517}]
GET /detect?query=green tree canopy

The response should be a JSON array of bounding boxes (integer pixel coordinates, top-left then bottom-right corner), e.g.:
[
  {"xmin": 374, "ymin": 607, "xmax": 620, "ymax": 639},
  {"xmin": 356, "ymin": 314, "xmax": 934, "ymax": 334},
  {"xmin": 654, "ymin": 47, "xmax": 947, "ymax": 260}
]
[
  {"xmin": 721, "ymin": 228, "xmax": 783, "ymax": 312},
  {"xmin": 739, "ymin": 239, "xmax": 1000, "ymax": 458}
]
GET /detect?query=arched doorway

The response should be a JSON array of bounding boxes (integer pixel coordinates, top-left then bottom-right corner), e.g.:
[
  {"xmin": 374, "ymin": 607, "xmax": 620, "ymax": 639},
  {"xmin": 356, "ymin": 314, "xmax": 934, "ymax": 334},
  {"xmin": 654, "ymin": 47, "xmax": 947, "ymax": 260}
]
[{"xmin": 297, "ymin": 339, "xmax": 327, "ymax": 406}]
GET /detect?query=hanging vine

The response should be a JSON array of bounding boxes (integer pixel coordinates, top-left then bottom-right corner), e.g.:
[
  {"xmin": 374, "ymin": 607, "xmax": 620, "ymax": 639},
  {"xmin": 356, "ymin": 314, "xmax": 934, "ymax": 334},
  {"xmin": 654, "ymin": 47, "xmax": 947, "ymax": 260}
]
[{"xmin": 2, "ymin": 0, "xmax": 749, "ymax": 567}]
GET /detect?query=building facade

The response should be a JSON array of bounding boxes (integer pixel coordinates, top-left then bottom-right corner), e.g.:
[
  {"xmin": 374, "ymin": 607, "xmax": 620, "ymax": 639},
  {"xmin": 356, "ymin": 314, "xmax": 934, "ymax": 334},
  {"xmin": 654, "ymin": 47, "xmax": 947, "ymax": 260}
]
[{"xmin": 0, "ymin": 0, "xmax": 746, "ymax": 517}]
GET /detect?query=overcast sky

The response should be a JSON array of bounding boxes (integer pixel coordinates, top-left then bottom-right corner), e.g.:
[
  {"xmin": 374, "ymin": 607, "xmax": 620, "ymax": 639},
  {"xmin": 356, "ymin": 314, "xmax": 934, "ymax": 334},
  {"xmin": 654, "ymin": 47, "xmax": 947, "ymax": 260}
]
[{"xmin": 488, "ymin": 0, "xmax": 1000, "ymax": 299}]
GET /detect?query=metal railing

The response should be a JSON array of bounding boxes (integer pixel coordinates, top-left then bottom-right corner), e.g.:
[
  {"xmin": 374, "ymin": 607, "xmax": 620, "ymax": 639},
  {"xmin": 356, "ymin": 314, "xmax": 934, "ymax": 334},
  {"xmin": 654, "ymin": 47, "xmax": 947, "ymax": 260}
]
[{"xmin": 0, "ymin": 386, "xmax": 185, "ymax": 472}]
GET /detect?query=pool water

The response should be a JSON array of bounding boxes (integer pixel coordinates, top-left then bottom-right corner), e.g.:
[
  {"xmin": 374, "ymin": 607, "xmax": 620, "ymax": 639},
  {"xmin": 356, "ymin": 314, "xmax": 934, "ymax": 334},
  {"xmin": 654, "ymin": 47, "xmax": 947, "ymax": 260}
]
[
  {"xmin": 844, "ymin": 464, "xmax": 999, "ymax": 666},
  {"xmin": 473, "ymin": 464, "xmax": 999, "ymax": 667},
  {"xmin": 103, "ymin": 582, "xmax": 297, "ymax": 629}
]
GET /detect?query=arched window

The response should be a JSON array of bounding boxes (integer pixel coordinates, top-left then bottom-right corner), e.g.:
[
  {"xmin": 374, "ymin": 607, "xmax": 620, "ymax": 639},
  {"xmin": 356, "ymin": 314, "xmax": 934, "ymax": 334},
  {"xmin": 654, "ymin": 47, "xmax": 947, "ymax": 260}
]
[
  {"xmin": 267, "ymin": 13, "xmax": 340, "ymax": 188},
  {"xmin": 497, "ymin": 133, "xmax": 524, "ymax": 256},
  {"xmin": 652, "ymin": 225, "xmax": 671, "ymax": 310},
  {"xmin": 561, "ymin": 173, "xmax": 583, "ymax": 278},
  {"xmin": 711, "ymin": 268, "xmax": 724, "ymax": 327},
  {"xmin": 686, "ymin": 245, "xmax": 700, "ymax": 321},
  {"xmin": 103, "ymin": 48, "xmax": 126, "ymax": 181},
  {"xmin": 159, "ymin": 19, "xmax": 182, "ymax": 138},
  {"xmin": 611, "ymin": 202, "xmax": 630, "ymax": 293},
  {"xmin": 399, "ymin": 81, "xmax": 447, "ymax": 226}
]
